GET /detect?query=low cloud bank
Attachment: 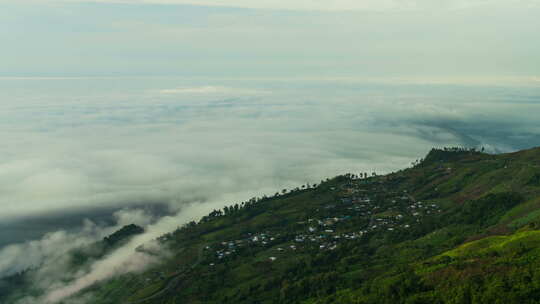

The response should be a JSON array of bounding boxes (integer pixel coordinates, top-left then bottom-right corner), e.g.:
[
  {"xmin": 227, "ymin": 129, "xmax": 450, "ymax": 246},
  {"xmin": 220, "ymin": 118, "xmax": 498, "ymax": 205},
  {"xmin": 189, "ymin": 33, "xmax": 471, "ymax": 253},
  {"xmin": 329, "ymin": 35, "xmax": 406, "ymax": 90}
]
[
  {"xmin": 0, "ymin": 209, "xmax": 157, "ymax": 279},
  {"xmin": 0, "ymin": 80, "xmax": 538, "ymax": 222},
  {"xmin": 0, "ymin": 208, "xmax": 164, "ymax": 303}
]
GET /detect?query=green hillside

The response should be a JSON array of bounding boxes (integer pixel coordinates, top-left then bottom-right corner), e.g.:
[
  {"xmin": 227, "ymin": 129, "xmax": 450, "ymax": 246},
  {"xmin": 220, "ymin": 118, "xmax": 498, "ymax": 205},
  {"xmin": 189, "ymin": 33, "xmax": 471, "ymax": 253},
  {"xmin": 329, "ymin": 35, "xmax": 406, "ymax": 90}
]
[{"xmin": 6, "ymin": 146, "xmax": 540, "ymax": 304}]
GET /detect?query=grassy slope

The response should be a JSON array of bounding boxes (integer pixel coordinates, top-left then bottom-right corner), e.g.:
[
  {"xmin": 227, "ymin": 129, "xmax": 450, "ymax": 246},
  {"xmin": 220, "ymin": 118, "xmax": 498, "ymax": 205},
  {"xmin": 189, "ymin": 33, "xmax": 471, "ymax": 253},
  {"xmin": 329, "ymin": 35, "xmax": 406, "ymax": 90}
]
[{"xmin": 62, "ymin": 147, "xmax": 540, "ymax": 304}]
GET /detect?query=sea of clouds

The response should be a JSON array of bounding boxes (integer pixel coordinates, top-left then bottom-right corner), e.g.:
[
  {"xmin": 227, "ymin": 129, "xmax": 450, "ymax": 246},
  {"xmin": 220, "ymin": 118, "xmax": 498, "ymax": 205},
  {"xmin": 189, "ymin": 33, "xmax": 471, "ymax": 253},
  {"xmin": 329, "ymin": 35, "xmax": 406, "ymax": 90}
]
[{"xmin": 0, "ymin": 77, "xmax": 539, "ymax": 302}]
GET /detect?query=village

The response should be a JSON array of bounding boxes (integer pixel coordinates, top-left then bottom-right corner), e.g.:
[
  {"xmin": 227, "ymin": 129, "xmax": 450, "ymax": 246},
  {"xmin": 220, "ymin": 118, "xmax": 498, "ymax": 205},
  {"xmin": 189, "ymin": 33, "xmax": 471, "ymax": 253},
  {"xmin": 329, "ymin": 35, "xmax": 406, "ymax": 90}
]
[{"xmin": 202, "ymin": 178, "xmax": 441, "ymax": 265}]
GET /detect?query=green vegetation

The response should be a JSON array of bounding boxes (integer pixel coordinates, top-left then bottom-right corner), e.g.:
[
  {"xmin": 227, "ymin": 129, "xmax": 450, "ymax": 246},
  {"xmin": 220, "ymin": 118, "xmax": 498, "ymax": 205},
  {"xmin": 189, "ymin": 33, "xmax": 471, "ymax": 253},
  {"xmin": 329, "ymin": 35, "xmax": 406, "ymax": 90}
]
[{"xmin": 4, "ymin": 146, "xmax": 540, "ymax": 304}]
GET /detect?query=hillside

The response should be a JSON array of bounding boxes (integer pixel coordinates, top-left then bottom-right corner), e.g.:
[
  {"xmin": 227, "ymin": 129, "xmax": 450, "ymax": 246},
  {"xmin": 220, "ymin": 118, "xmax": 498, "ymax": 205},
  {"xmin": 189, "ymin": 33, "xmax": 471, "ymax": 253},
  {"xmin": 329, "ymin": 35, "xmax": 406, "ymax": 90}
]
[{"xmin": 6, "ymin": 147, "xmax": 540, "ymax": 304}]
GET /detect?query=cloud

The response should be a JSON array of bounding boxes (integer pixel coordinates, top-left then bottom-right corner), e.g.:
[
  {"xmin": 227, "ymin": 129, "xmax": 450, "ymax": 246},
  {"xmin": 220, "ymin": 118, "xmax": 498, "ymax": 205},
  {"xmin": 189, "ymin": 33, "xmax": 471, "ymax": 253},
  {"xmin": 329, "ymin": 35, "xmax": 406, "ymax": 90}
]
[
  {"xmin": 0, "ymin": 209, "xmax": 157, "ymax": 279},
  {"xmin": 9, "ymin": 204, "xmax": 213, "ymax": 303},
  {"xmin": 42, "ymin": 248, "xmax": 159, "ymax": 303},
  {"xmin": 0, "ymin": 208, "xmax": 165, "ymax": 304},
  {"xmin": 0, "ymin": 226, "xmax": 95, "ymax": 278},
  {"xmin": 1, "ymin": 79, "xmax": 539, "ymax": 225}
]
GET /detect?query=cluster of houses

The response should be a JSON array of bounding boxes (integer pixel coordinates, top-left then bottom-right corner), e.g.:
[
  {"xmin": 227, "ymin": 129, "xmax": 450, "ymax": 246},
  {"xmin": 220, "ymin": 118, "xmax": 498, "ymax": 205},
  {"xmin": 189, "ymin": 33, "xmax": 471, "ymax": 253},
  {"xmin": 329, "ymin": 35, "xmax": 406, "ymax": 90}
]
[
  {"xmin": 407, "ymin": 201, "xmax": 441, "ymax": 217},
  {"xmin": 203, "ymin": 180, "xmax": 442, "ymax": 265},
  {"xmin": 208, "ymin": 232, "xmax": 282, "ymax": 260}
]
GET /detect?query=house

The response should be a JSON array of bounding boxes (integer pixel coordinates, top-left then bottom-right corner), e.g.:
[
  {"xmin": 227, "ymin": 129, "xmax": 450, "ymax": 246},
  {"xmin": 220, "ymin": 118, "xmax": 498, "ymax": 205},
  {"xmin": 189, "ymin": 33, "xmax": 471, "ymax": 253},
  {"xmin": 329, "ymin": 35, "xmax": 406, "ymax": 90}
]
[{"xmin": 324, "ymin": 219, "xmax": 335, "ymax": 226}]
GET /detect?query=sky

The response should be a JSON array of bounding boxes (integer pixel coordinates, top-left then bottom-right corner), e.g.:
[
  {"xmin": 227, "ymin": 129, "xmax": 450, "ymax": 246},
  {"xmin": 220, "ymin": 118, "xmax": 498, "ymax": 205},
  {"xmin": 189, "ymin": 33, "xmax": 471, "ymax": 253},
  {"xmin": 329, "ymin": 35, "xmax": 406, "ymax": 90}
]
[
  {"xmin": 0, "ymin": 1, "xmax": 540, "ymax": 302},
  {"xmin": 1, "ymin": 0, "xmax": 540, "ymax": 82}
]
